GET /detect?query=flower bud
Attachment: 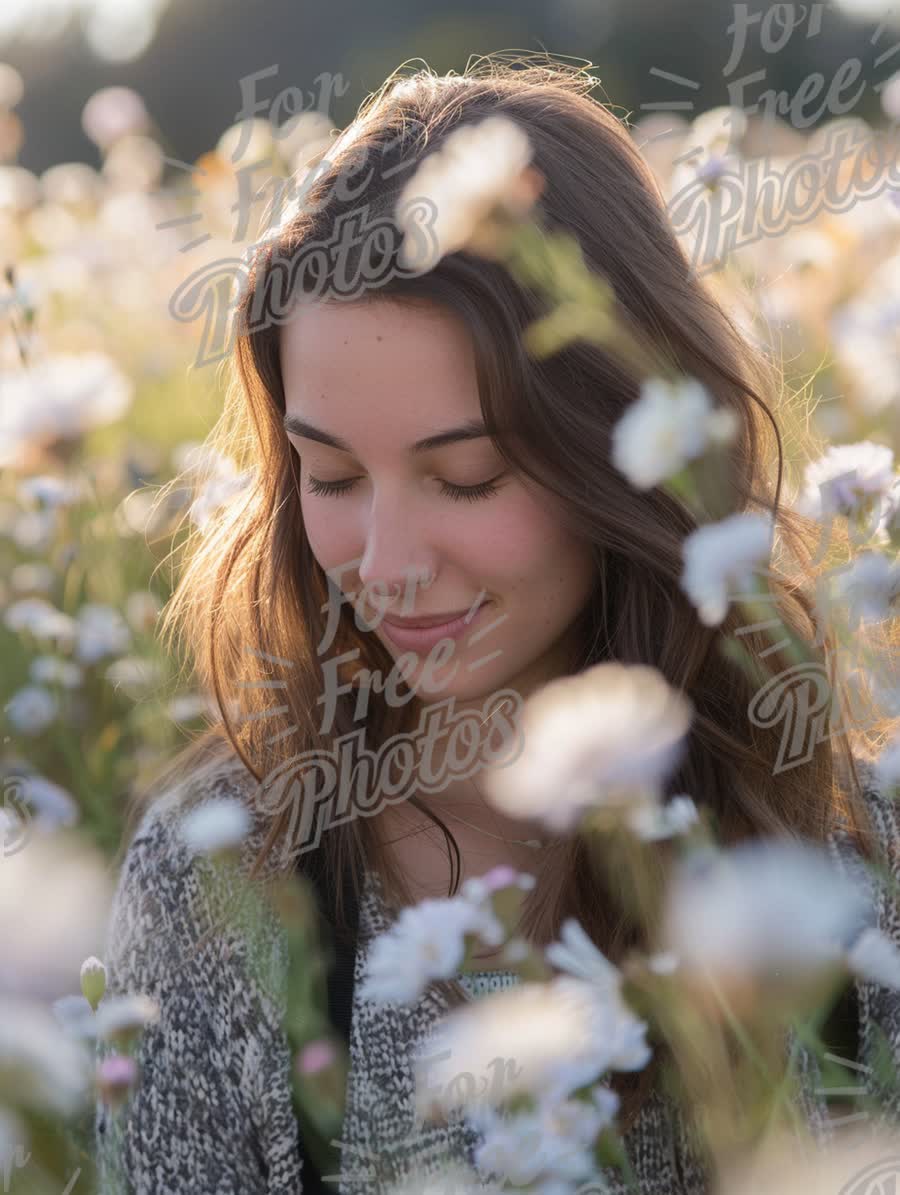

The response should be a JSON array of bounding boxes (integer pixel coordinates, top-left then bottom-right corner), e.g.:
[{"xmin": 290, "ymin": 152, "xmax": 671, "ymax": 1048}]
[
  {"xmin": 296, "ymin": 1038, "xmax": 337, "ymax": 1076},
  {"xmin": 80, "ymin": 955, "xmax": 107, "ymax": 1011},
  {"xmin": 96, "ymin": 1054, "xmax": 139, "ymax": 1109}
]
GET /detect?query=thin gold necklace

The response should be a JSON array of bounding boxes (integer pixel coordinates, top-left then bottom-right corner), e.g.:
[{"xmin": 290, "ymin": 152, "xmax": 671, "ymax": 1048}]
[
  {"xmin": 433, "ymin": 695, "xmax": 544, "ymax": 851},
  {"xmin": 442, "ymin": 772, "xmax": 544, "ymax": 851},
  {"xmin": 381, "ymin": 696, "xmax": 545, "ymax": 851}
]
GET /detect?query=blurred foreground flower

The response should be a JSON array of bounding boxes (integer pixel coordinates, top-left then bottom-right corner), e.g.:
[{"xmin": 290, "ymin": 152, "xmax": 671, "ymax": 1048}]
[
  {"xmin": 412, "ymin": 975, "xmax": 650, "ymax": 1123},
  {"xmin": 481, "ymin": 660, "xmax": 692, "ymax": 834},
  {"xmin": 4, "ymin": 683, "xmax": 58, "ymax": 734},
  {"xmin": 396, "ymin": 114, "xmax": 544, "ymax": 272},
  {"xmin": 0, "ymin": 352, "xmax": 133, "ymax": 468},
  {"xmin": 0, "ymin": 771, "xmax": 78, "ymax": 836},
  {"xmin": 95, "ymin": 1053, "xmax": 138, "ymax": 1109},
  {"xmin": 545, "ymin": 917, "xmax": 623, "ymax": 990},
  {"xmin": 94, "ymin": 993, "xmax": 160, "ymax": 1049},
  {"xmin": 0, "ymin": 996, "xmax": 92, "ymax": 1115},
  {"xmin": 188, "ymin": 469, "xmax": 254, "ymax": 531},
  {"xmin": 470, "ymin": 1085, "xmax": 621, "ymax": 1190},
  {"xmin": 660, "ymin": 839, "xmax": 893, "ymax": 1005},
  {"xmin": 360, "ymin": 892, "xmax": 505, "ymax": 1006},
  {"xmin": 3, "ymin": 596, "xmax": 75, "ymax": 644},
  {"xmin": 680, "ymin": 512, "xmax": 774, "ymax": 627},
  {"xmin": 0, "ymin": 829, "xmax": 112, "ymax": 1002},
  {"xmin": 73, "ymin": 603, "xmax": 132, "ymax": 663},
  {"xmin": 718, "ymin": 1123, "xmax": 900, "ymax": 1195},
  {"xmin": 611, "ymin": 376, "xmax": 738, "ymax": 491},
  {"xmin": 383, "ymin": 1160, "xmax": 495, "ymax": 1195},
  {"xmin": 180, "ymin": 795, "xmax": 251, "ymax": 857},
  {"xmin": 795, "ymin": 439, "xmax": 895, "ymax": 524},
  {"xmin": 823, "ymin": 550, "xmax": 900, "ymax": 627},
  {"xmin": 81, "ymin": 86, "xmax": 150, "ymax": 151}
]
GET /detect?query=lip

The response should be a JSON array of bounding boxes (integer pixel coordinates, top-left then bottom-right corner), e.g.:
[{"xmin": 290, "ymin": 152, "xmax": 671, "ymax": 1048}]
[{"xmin": 380, "ymin": 601, "xmax": 491, "ymax": 651}]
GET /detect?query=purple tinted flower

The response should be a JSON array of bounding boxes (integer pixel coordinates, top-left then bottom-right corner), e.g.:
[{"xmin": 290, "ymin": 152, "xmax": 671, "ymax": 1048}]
[{"xmin": 296, "ymin": 1040, "xmax": 337, "ymax": 1076}]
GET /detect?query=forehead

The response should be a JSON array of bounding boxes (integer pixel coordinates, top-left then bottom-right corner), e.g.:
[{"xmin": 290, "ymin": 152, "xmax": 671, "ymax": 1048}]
[{"xmin": 279, "ymin": 298, "xmax": 481, "ymax": 428}]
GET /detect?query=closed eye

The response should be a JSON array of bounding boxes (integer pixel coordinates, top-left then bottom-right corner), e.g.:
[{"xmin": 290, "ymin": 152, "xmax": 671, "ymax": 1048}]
[{"xmin": 304, "ymin": 475, "xmax": 506, "ymax": 503}]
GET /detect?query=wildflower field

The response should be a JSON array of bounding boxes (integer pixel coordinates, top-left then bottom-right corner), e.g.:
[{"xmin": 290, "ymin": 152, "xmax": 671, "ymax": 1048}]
[{"xmin": 2, "ymin": 61, "xmax": 900, "ymax": 1195}]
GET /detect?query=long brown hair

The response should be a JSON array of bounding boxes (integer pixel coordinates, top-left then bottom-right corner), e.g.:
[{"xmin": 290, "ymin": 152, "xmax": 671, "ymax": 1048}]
[{"xmin": 136, "ymin": 54, "xmax": 895, "ymax": 1134}]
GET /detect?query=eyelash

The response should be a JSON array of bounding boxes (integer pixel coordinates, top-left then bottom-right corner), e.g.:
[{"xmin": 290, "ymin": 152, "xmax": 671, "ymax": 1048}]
[{"xmin": 304, "ymin": 475, "xmax": 505, "ymax": 503}]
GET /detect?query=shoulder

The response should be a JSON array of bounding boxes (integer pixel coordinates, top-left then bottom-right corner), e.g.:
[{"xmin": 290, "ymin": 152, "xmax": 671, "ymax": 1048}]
[
  {"xmin": 830, "ymin": 754, "xmax": 900, "ymax": 877},
  {"xmin": 96, "ymin": 761, "xmax": 303, "ymax": 1192},
  {"xmin": 105, "ymin": 758, "xmax": 290, "ymax": 1018}
]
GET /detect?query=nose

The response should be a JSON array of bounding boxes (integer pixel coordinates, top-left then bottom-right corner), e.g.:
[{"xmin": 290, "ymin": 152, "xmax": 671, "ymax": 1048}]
[{"xmin": 356, "ymin": 499, "xmax": 436, "ymax": 612}]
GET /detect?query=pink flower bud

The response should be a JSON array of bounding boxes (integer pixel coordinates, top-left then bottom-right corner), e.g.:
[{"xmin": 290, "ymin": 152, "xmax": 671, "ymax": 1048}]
[
  {"xmin": 295, "ymin": 1039, "xmax": 337, "ymax": 1076},
  {"xmin": 481, "ymin": 865, "xmax": 517, "ymax": 892},
  {"xmin": 96, "ymin": 1054, "xmax": 138, "ymax": 1108}
]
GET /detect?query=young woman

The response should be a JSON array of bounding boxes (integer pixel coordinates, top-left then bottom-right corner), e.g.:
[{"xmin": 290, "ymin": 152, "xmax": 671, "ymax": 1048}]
[{"xmin": 95, "ymin": 57, "xmax": 899, "ymax": 1194}]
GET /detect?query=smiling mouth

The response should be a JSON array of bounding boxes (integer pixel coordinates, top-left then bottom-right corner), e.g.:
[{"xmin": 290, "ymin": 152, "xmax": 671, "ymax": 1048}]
[{"xmin": 381, "ymin": 602, "xmax": 487, "ymax": 630}]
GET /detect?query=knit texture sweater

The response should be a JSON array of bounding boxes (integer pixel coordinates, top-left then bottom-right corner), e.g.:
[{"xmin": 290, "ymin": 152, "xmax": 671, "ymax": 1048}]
[{"xmin": 94, "ymin": 759, "xmax": 900, "ymax": 1194}]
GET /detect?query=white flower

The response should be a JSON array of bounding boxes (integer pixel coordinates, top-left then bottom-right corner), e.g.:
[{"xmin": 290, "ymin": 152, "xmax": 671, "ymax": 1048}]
[
  {"xmin": 0, "ymin": 62, "xmax": 23, "ymax": 108},
  {"xmin": 81, "ymin": 86, "xmax": 149, "ymax": 150},
  {"xmin": 795, "ymin": 440, "xmax": 895, "ymax": 522},
  {"xmin": 471, "ymin": 1085, "xmax": 619, "ymax": 1187},
  {"xmin": 360, "ymin": 896, "xmax": 500, "ymax": 1006},
  {"xmin": 10, "ymin": 508, "xmax": 57, "ymax": 551},
  {"xmin": 472, "ymin": 1092, "xmax": 614, "ymax": 1188},
  {"xmin": 680, "ymin": 512, "xmax": 774, "ymax": 626},
  {"xmin": 105, "ymin": 654, "xmax": 165, "ymax": 695},
  {"xmin": 831, "ymin": 332, "xmax": 900, "ymax": 415},
  {"xmin": 625, "ymin": 794, "xmax": 699, "ymax": 841},
  {"xmin": 413, "ymin": 976, "xmax": 650, "ymax": 1121},
  {"xmin": 382, "ymin": 1160, "xmax": 494, "ymax": 1195},
  {"xmin": 881, "ymin": 70, "xmax": 900, "ymax": 122},
  {"xmin": 17, "ymin": 475, "xmax": 85, "ymax": 508},
  {"xmin": 9, "ymin": 772, "xmax": 79, "ymax": 831},
  {"xmin": 3, "ymin": 596, "xmax": 76, "ymax": 645},
  {"xmin": 0, "ymin": 352, "xmax": 133, "ymax": 468},
  {"xmin": 647, "ymin": 952, "xmax": 679, "ymax": 975},
  {"xmin": 662, "ymin": 839, "xmax": 872, "ymax": 980},
  {"xmin": 4, "ymin": 684, "xmax": 59, "ymax": 734},
  {"xmin": 166, "ymin": 692, "xmax": 217, "ymax": 724},
  {"xmin": 11, "ymin": 562, "xmax": 55, "ymax": 594},
  {"xmin": 545, "ymin": 918, "xmax": 620, "ymax": 990},
  {"xmin": 30, "ymin": 654, "xmax": 83, "ymax": 688},
  {"xmin": 877, "ymin": 475, "xmax": 900, "ymax": 540},
  {"xmin": 0, "ymin": 829, "xmax": 111, "ymax": 1002},
  {"xmin": 482, "ymin": 661, "xmax": 692, "ymax": 833},
  {"xmin": 180, "ymin": 796, "xmax": 251, "ymax": 856},
  {"xmin": 73, "ymin": 602, "xmax": 131, "ymax": 663},
  {"xmin": 611, "ymin": 376, "xmax": 738, "ymax": 491},
  {"xmin": 459, "ymin": 866, "xmax": 535, "ymax": 910},
  {"xmin": 396, "ymin": 114, "xmax": 538, "ymax": 272},
  {"xmin": 172, "ymin": 439, "xmax": 238, "ymax": 479},
  {"xmin": 124, "ymin": 589, "xmax": 162, "ymax": 633},
  {"xmin": 0, "ymin": 995, "xmax": 92, "ymax": 1115},
  {"xmin": 52, "ymin": 993, "xmax": 97, "ymax": 1040},
  {"xmin": 93, "ymin": 993, "xmax": 160, "ymax": 1042},
  {"xmin": 824, "ymin": 551, "xmax": 900, "ymax": 626},
  {"xmin": 845, "ymin": 926, "xmax": 900, "ymax": 989},
  {"xmin": 719, "ymin": 1124, "xmax": 900, "ymax": 1195},
  {"xmin": 188, "ymin": 470, "xmax": 254, "ymax": 531}
]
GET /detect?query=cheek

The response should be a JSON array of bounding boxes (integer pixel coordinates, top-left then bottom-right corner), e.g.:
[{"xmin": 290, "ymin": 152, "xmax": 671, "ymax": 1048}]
[
  {"xmin": 301, "ymin": 499, "xmax": 356, "ymax": 576},
  {"xmin": 473, "ymin": 494, "xmax": 586, "ymax": 588}
]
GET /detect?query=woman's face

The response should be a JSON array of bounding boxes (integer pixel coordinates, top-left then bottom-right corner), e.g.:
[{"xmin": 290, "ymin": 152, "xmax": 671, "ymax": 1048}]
[{"xmin": 279, "ymin": 297, "xmax": 596, "ymax": 711}]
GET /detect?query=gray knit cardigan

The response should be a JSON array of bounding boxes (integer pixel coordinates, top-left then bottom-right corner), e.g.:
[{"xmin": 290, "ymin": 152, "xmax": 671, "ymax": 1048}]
[{"xmin": 94, "ymin": 760, "xmax": 900, "ymax": 1194}]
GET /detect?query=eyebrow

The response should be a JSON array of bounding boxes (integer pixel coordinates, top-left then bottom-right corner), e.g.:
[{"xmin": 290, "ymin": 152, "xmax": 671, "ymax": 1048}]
[{"xmin": 282, "ymin": 414, "xmax": 491, "ymax": 455}]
